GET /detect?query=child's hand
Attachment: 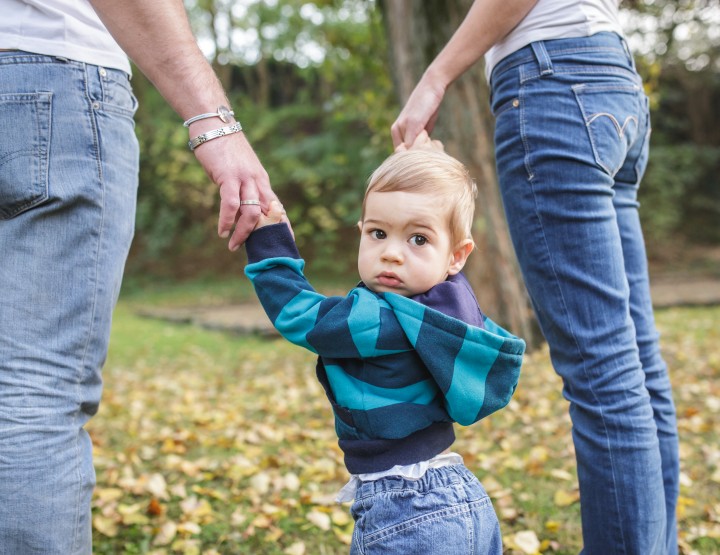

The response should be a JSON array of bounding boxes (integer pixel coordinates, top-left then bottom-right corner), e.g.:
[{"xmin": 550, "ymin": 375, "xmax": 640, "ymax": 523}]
[
  {"xmin": 394, "ymin": 130, "xmax": 445, "ymax": 152},
  {"xmin": 255, "ymin": 200, "xmax": 287, "ymax": 230}
]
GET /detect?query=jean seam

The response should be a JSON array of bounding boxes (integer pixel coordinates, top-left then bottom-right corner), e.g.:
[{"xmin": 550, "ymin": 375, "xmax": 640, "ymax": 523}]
[
  {"xmin": 530, "ymin": 188, "xmax": 629, "ymax": 552},
  {"xmin": 519, "ymin": 68, "xmax": 628, "ymax": 533},
  {"xmin": 70, "ymin": 64, "xmax": 106, "ymax": 555},
  {"xmin": 363, "ymin": 497, "xmax": 489, "ymax": 546}
]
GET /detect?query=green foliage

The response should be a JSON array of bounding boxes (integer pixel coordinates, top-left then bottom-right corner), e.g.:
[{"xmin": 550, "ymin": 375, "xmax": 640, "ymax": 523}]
[
  {"xmin": 625, "ymin": 1, "xmax": 720, "ymax": 251},
  {"xmin": 641, "ymin": 144, "xmax": 720, "ymax": 245},
  {"xmin": 127, "ymin": 0, "xmax": 719, "ymax": 279},
  {"xmin": 129, "ymin": 1, "xmax": 395, "ymax": 278}
]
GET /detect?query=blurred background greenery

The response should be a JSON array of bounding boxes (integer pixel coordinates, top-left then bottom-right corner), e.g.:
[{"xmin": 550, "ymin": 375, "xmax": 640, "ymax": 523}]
[{"xmin": 125, "ymin": 0, "xmax": 720, "ymax": 285}]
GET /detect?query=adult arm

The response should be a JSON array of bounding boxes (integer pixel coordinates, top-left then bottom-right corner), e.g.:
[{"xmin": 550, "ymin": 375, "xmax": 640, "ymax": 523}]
[
  {"xmin": 88, "ymin": 0, "xmax": 277, "ymax": 251},
  {"xmin": 390, "ymin": 0, "xmax": 538, "ymax": 149}
]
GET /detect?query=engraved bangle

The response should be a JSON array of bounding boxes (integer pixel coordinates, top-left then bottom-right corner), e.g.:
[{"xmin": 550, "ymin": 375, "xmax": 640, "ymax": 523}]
[
  {"xmin": 188, "ymin": 122, "xmax": 243, "ymax": 151},
  {"xmin": 183, "ymin": 105, "xmax": 234, "ymax": 127}
]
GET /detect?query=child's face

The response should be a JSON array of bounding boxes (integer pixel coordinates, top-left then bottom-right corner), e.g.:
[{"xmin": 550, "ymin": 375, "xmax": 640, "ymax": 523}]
[{"xmin": 358, "ymin": 190, "xmax": 468, "ymax": 297}]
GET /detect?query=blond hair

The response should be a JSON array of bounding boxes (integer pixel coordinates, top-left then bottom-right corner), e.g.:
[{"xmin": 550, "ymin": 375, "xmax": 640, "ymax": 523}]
[{"xmin": 362, "ymin": 149, "xmax": 477, "ymax": 247}]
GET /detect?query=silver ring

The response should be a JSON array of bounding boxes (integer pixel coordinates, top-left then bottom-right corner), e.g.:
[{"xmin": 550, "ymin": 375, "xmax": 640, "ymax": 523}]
[{"xmin": 240, "ymin": 200, "xmax": 261, "ymax": 206}]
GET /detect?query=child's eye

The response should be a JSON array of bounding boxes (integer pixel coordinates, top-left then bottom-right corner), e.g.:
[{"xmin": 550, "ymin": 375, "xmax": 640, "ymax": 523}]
[
  {"xmin": 410, "ymin": 235, "xmax": 428, "ymax": 246},
  {"xmin": 371, "ymin": 229, "xmax": 386, "ymax": 240}
]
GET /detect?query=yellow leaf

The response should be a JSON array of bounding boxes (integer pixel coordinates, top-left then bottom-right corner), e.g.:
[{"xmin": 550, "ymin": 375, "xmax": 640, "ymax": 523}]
[
  {"xmin": 283, "ymin": 541, "xmax": 306, "ymax": 555},
  {"xmin": 333, "ymin": 526, "xmax": 353, "ymax": 545},
  {"xmin": 153, "ymin": 521, "xmax": 178, "ymax": 546},
  {"xmin": 95, "ymin": 487, "xmax": 124, "ymax": 503},
  {"xmin": 554, "ymin": 488, "xmax": 580, "ymax": 507},
  {"xmin": 249, "ymin": 472, "xmax": 272, "ymax": 495},
  {"xmin": 147, "ymin": 473, "xmax": 169, "ymax": 500},
  {"xmin": 500, "ymin": 506, "xmax": 519, "ymax": 522},
  {"xmin": 511, "ymin": 530, "xmax": 541, "ymax": 554},
  {"xmin": 230, "ymin": 508, "xmax": 246, "ymax": 527},
  {"xmin": 306, "ymin": 509, "xmax": 332, "ymax": 531},
  {"xmin": 545, "ymin": 520, "xmax": 562, "ymax": 533},
  {"xmin": 549, "ymin": 468, "xmax": 573, "ymax": 481},
  {"xmin": 191, "ymin": 485, "xmax": 227, "ymax": 500},
  {"xmin": 122, "ymin": 512, "xmax": 150, "ymax": 526},
  {"xmin": 170, "ymin": 538, "xmax": 200, "ymax": 555},
  {"xmin": 180, "ymin": 497, "xmax": 214, "ymax": 521},
  {"xmin": 178, "ymin": 521, "xmax": 202, "ymax": 535},
  {"xmin": 250, "ymin": 514, "xmax": 272, "ymax": 529},
  {"xmin": 283, "ymin": 472, "xmax": 301, "ymax": 492},
  {"xmin": 118, "ymin": 502, "xmax": 145, "ymax": 516},
  {"xmin": 93, "ymin": 515, "xmax": 119, "ymax": 538},
  {"xmin": 331, "ymin": 508, "xmax": 351, "ymax": 526}
]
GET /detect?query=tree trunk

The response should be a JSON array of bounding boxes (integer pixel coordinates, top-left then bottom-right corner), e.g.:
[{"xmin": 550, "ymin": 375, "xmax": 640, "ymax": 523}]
[{"xmin": 379, "ymin": 0, "xmax": 541, "ymax": 348}]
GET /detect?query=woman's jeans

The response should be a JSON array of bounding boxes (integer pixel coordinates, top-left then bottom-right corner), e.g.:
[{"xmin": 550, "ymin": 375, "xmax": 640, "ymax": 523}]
[
  {"xmin": 350, "ymin": 464, "xmax": 502, "ymax": 555},
  {"xmin": 490, "ymin": 32, "xmax": 679, "ymax": 554},
  {"xmin": 0, "ymin": 52, "xmax": 138, "ymax": 554}
]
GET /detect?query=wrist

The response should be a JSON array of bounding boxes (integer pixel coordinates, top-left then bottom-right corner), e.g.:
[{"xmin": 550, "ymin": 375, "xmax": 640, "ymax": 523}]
[{"xmin": 421, "ymin": 65, "xmax": 451, "ymax": 95}]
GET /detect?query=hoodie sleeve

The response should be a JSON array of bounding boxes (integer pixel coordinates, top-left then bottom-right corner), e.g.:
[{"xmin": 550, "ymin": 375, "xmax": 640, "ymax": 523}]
[
  {"xmin": 383, "ymin": 292, "xmax": 525, "ymax": 426},
  {"xmin": 244, "ymin": 223, "xmax": 411, "ymax": 358}
]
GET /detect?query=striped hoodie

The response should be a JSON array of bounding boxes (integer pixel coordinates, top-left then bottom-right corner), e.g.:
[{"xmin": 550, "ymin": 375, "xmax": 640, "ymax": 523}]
[{"xmin": 245, "ymin": 223, "xmax": 525, "ymax": 474}]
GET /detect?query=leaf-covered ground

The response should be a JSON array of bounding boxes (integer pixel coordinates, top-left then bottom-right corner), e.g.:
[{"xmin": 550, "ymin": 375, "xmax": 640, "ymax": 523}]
[{"xmin": 90, "ymin": 300, "xmax": 720, "ymax": 554}]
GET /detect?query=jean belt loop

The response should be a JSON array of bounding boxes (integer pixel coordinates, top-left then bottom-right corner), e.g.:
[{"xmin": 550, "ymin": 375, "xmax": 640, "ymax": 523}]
[
  {"xmin": 530, "ymin": 40, "xmax": 554, "ymax": 76},
  {"xmin": 619, "ymin": 36, "xmax": 637, "ymax": 70}
]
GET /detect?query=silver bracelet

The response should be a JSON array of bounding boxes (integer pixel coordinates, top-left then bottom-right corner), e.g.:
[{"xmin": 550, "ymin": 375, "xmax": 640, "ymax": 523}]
[
  {"xmin": 183, "ymin": 105, "xmax": 234, "ymax": 127},
  {"xmin": 188, "ymin": 122, "xmax": 243, "ymax": 151}
]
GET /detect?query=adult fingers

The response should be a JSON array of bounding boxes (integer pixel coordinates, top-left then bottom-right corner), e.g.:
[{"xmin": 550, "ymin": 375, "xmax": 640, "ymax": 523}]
[
  {"xmin": 228, "ymin": 179, "xmax": 263, "ymax": 251},
  {"xmin": 217, "ymin": 181, "xmax": 241, "ymax": 239}
]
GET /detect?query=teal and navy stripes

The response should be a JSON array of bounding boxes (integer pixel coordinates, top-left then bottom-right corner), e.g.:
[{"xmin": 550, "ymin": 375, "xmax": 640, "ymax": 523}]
[{"xmin": 245, "ymin": 223, "xmax": 525, "ymax": 473}]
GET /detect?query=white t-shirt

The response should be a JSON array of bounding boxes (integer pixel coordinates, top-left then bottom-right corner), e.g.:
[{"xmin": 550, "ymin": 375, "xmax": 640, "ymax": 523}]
[
  {"xmin": 0, "ymin": 0, "xmax": 130, "ymax": 74},
  {"xmin": 485, "ymin": 0, "xmax": 624, "ymax": 79}
]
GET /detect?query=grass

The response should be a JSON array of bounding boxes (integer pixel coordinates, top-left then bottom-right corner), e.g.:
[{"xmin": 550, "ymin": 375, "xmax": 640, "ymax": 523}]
[{"xmin": 89, "ymin": 278, "xmax": 720, "ymax": 554}]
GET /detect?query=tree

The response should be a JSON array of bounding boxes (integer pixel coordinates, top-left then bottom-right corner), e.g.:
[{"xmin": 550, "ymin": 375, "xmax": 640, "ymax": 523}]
[{"xmin": 379, "ymin": 0, "xmax": 541, "ymax": 347}]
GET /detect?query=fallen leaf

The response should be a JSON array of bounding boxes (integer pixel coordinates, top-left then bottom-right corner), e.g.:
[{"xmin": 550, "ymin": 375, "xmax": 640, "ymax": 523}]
[
  {"xmin": 511, "ymin": 530, "xmax": 541, "ymax": 554},
  {"xmin": 306, "ymin": 509, "xmax": 332, "ymax": 531},
  {"xmin": 284, "ymin": 541, "xmax": 306, "ymax": 555},
  {"xmin": 554, "ymin": 488, "xmax": 580, "ymax": 507},
  {"xmin": 92, "ymin": 515, "xmax": 119, "ymax": 538},
  {"xmin": 153, "ymin": 521, "xmax": 177, "ymax": 546}
]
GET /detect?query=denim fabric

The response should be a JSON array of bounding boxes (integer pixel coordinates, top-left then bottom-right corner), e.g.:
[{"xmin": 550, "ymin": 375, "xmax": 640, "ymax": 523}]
[
  {"xmin": 349, "ymin": 465, "xmax": 501, "ymax": 555},
  {"xmin": 0, "ymin": 52, "xmax": 138, "ymax": 554},
  {"xmin": 490, "ymin": 32, "xmax": 679, "ymax": 554}
]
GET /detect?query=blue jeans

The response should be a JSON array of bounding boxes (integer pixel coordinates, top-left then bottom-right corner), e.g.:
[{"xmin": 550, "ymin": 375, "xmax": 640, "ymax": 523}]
[
  {"xmin": 0, "ymin": 52, "xmax": 138, "ymax": 554},
  {"xmin": 490, "ymin": 32, "xmax": 679, "ymax": 554},
  {"xmin": 349, "ymin": 464, "xmax": 502, "ymax": 555}
]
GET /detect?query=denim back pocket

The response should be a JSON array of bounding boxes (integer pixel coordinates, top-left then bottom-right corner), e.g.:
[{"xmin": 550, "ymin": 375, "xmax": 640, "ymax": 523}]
[
  {"xmin": 0, "ymin": 92, "xmax": 52, "ymax": 219},
  {"xmin": 572, "ymin": 83, "xmax": 642, "ymax": 177}
]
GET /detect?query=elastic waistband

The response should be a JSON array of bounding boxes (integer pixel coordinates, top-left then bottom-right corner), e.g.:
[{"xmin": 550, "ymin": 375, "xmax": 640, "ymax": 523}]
[
  {"xmin": 355, "ymin": 463, "xmax": 475, "ymax": 499},
  {"xmin": 490, "ymin": 31, "xmax": 630, "ymax": 84}
]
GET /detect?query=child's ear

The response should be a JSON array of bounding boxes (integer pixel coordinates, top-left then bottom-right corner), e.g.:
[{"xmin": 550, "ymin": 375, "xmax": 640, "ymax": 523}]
[{"xmin": 447, "ymin": 239, "xmax": 474, "ymax": 275}]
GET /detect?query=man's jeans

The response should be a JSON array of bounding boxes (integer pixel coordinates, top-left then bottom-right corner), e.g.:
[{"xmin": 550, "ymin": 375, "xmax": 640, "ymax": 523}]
[
  {"xmin": 490, "ymin": 32, "xmax": 679, "ymax": 554},
  {"xmin": 350, "ymin": 464, "xmax": 502, "ymax": 554},
  {"xmin": 0, "ymin": 52, "xmax": 138, "ymax": 554}
]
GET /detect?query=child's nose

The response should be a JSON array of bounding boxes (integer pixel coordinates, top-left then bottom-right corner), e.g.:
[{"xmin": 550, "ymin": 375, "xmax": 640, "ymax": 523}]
[{"xmin": 381, "ymin": 242, "xmax": 403, "ymax": 263}]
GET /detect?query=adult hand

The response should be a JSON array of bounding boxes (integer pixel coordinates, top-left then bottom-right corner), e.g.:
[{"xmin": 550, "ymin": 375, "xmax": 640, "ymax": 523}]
[
  {"xmin": 391, "ymin": 73, "xmax": 447, "ymax": 150},
  {"xmin": 394, "ymin": 130, "xmax": 445, "ymax": 152},
  {"xmin": 190, "ymin": 119, "xmax": 283, "ymax": 251},
  {"xmin": 87, "ymin": 0, "xmax": 290, "ymax": 251}
]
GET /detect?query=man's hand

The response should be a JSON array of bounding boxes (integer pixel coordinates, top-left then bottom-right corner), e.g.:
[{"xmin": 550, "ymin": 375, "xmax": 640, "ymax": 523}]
[
  {"xmin": 189, "ymin": 119, "xmax": 280, "ymax": 250},
  {"xmin": 87, "ymin": 0, "xmax": 288, "ymax": 250}
]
